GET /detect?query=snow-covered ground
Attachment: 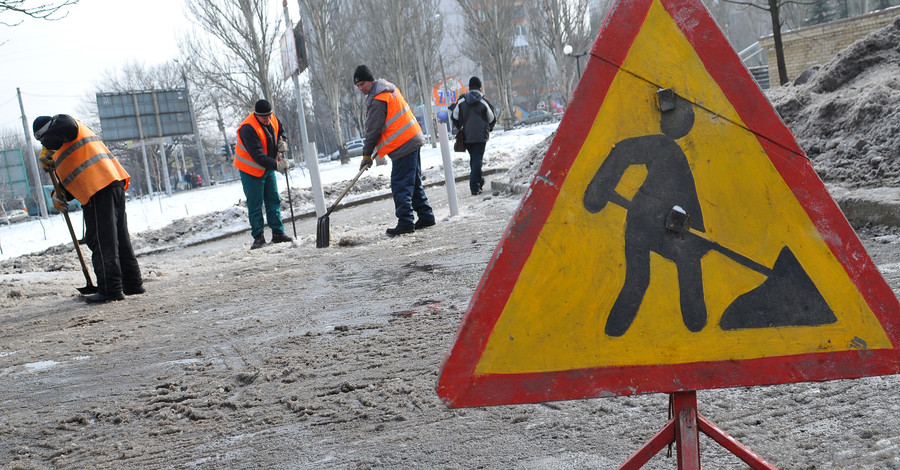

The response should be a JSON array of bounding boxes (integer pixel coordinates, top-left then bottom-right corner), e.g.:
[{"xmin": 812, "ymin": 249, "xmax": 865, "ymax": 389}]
[{"xmin": 0, "ymin": 124, "xmax": 557, "ymax": 262}]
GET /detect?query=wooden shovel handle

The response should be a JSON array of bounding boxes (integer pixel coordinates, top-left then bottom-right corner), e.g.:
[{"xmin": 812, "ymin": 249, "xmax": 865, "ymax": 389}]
[{"xmin": 324, "ymin": 167, "xmax": 367, "ymax": 218}]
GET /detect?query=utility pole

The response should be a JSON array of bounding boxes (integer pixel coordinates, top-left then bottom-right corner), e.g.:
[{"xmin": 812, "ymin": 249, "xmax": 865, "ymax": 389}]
[{"xmin": 17, "ymin": 88, "xmax": 48, "ymax": 218}]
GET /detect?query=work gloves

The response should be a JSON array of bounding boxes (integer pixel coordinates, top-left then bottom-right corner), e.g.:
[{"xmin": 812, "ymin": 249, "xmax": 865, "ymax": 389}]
[
  {"xmin": 359, "ymin": 155, "xmax": 373, "ymax": 171},
  {"xmin": 276, "ymin": 140, "xmax": 289, "ymax": 173},
  {"xmin": 276, "ymin": 156, "xmax": 290, "ymax": 174},
  {"xmin": 51, "ymin": 188, "xmax": 69, "ymax": 212},
  {"xmin": 38, "ymin": 148, "xmax": 55, "ymax": 172}
]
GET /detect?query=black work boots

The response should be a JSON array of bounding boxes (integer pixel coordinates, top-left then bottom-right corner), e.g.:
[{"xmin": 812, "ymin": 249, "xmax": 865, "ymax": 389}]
[
  {"xmin": 271, "ymin": 231, "xmax": 292, "ymax": 244},
  {"xmin": 414, "ymin": 219, "xmax": 436, "ymax": 230},
  {"xmin": 251, "ymin": 232, "xmax": 291, "ymax": 249},
  {"xmin": 386, "ymin": 226, "xmax": 415, "ymax": 237},
  {"xmin": 250, "ymin": 235, "xmax": 266, "ymax": 250},
  {"xmin": 85, "ymin": 291, "xmax": 125, "ymax": 304}
]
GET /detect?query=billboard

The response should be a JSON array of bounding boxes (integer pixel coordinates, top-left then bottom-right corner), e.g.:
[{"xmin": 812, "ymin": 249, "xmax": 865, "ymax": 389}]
[
  {"xmin": 0, "ymin": 148, "xmax": 30, "ymax": 201},
  {"xmin": 432, "ymin": 77, "xmax": 466, "ymax": 106},
  {"xmin": 96, "ymin": 89, "xmax": 194, "ymax": 142}
]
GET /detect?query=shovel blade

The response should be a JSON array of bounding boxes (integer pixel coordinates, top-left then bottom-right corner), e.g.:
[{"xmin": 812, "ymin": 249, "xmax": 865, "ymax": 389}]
[
  {"xmin": 316, "ymin": 215, "xmax": 330, "ymax": 248},
  {"xmin": 77, "ymin": 284, "xmax": 98, "ymax": 295},
  {"xmin": 720, "ymin": 247, "xmax": 836, "ymax": 330}
]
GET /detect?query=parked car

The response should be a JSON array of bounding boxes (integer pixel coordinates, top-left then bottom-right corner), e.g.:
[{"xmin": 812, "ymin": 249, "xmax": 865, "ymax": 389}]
[
  {"xmin": 346, "ymin": 140, "xmax": 364, "ymax": 158},
  {"xmin": 0, "ymin": 209, "xmax": 28, "ymax": 224},
  {"xmin": 330, "ymin": 139, "xmax": 365, "ymax": 160},
  {"xmin": 514, "ymin": 110, "xmax": 553, "ymax": 127}
]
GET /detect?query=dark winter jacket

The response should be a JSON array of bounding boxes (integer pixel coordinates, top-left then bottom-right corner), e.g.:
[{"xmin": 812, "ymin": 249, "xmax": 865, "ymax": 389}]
[
  {"xmin": 237, "ymin": 118, "xmax": 286, "ymax": 173},
  {"xmin": 450, "ymin": 89, "xmax": 497, "ymax": 144}
]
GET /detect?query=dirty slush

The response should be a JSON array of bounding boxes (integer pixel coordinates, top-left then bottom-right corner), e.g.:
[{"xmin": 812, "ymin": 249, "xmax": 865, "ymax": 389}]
[{"xmin": 3, "ymin": 19, "xmax": 900, "ymax": 470}]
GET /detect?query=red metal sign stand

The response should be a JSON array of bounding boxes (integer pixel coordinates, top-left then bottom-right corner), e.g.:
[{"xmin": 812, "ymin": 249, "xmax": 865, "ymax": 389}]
[{"xmin": 618, "ymin": 391, "xmax": 778, "ymax": 470}]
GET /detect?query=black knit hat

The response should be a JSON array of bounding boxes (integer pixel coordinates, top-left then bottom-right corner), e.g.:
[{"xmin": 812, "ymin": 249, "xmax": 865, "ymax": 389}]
[
  {"xmin": 33, "ymin": 116, "xmax": 53, "ymax": 139},
  {"xmin": 468, "ymin": 76, "xmax": 482, "ymax": 89},
  {"xmin": 254, "ymin": 99, "xmax": 272, "ymax": 115},
  {"xmin": 353, "ymin": 65, "xmax": 375, "ymax": 84}
]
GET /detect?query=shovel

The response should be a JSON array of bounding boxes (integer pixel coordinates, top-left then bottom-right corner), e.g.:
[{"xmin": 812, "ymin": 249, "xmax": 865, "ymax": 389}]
[
  {"xmin": 281, "ymin": 159, "xmax": 297, "ymax": 239},
  {"xmin": 316, "ymin": 167, "xmax": 367, "ymax": 248},
  {"xmin": 48, "ymin": 170, "xmax": 97, "ymax": 295}
]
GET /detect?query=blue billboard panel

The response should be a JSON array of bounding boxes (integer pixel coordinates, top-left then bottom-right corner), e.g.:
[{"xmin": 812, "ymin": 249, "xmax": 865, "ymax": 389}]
[{"xmin": 96, "ymin": 89, "xmax": 194, "ymax": 141}]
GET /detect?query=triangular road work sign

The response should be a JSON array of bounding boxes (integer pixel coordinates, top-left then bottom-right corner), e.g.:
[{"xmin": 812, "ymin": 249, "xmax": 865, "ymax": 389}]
[{"xmin": 437, "ymin": 0, "xmax": 900, "ymax": 408}]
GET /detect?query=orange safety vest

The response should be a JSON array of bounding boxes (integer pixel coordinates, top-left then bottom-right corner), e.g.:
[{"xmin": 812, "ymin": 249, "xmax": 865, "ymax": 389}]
[
  {"xmin": 234, "ymin": 112, "xmax": 280, "ymax": 177},
  {"xmin": 52, "ymin": 121, "xmax": 129, "ymax": 205},
  {"xmin": 373, "ymin": 88, "xmax": 421, "ymax": 157}
]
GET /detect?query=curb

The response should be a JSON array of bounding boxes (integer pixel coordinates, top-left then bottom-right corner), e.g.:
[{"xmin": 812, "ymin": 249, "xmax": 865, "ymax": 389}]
[
  {"xmin": 135, "ymin": 177, "xmax": 900, "ymax": 257},
  {"xmin": 137, "ymin": 168, "xmax": 509, "ymax": 256}
]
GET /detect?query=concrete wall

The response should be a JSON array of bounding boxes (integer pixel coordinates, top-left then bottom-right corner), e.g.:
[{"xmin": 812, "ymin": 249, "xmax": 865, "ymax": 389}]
[{"xmin": 759, "ymin": 6, "xmax": 900, "ymax": 86}]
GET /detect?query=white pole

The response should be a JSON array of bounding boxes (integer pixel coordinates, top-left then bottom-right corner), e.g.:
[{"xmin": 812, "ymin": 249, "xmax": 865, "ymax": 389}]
[
  {"xmin": 283, "ymin": 0, "xmax": 325, "ymax": 217},
  {"xmin": 437, "ymin": 122, "xmax": 458, "ymax": 216}
]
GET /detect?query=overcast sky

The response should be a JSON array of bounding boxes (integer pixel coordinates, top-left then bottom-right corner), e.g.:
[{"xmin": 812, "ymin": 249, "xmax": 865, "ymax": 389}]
[
  {"xmin": 0, "ymin": 0, "xmax": 299, "ymax": 137},
  {"xmin": 1, "ymin": 0, "xmax": 186, "ymax": 131}
]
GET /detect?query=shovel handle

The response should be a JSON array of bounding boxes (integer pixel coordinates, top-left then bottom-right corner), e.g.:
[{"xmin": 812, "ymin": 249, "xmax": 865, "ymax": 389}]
[
  {"xmin": 324, "ymin": 167, "xmax": 367, "ymax": 218},
  {"xmin": 48, "ymin": 170, "xmax": 96, "ymax": 289}
]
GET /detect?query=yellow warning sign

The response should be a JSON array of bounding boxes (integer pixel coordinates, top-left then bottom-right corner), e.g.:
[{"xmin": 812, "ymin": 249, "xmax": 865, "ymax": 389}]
[{"xmin": 438, "ymin": 0, "xmax": 900, "ymax": 407}]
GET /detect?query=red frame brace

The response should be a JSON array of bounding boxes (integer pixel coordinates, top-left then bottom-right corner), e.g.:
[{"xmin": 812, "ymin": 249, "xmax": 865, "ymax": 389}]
[{"xmin": 618, "ymin": 391, "xmax": 777, "ymax": 470}]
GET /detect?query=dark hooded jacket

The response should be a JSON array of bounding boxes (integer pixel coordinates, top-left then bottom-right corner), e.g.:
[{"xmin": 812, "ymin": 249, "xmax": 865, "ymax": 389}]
[{"xmin": 450, "ymin": 89, "xmax": 497, "ymax": 144}]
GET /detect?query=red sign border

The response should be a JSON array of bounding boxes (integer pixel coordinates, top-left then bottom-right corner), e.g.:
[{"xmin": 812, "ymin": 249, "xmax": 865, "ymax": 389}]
[{"xmin": 436, "ymin": 0, "xmax": 900, "ymax": 407}]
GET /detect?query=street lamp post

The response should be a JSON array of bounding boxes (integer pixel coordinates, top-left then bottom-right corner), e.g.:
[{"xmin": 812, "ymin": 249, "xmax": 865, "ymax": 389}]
[{"xmin": 563, "ymin": 44, "xmax": 588, "ymax": 77}]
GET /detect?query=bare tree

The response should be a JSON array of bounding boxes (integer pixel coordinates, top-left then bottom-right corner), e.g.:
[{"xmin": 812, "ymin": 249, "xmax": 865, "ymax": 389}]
[
  {"xmin": 524, "ymin": 0, "xmax": 592, "ymax": 107},
  {"xmin": 413, "ymin": 0, "xmax": 443, "ymax": 147},
  {"xmin": 455, "ymin": 0, "xmax": 520, "ymax": 129},
  {"xmin": 182, "ymin": 0, "xmax": 280, "ymax": 110},
  {"xmin": 0, "ymin": 0, "xmax": 76, "ymax": 25},
  {"xmin": 357, "ymin": 0, "xmax": 420, "ymax": 95},
  {"xmin": 354, "ymin": 0, "xmax": 442, "ymax": 150},
  {"xmin": 297, "ymin": 0, "xmax": 360, "ymax": 164},
  {"xmin": 723, "ymin": 0, "xmax": 816, "ymax": 85}
]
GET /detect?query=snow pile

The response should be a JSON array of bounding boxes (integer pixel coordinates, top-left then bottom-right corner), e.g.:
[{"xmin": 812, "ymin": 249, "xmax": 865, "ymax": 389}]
[
  {"xmin": 766, "ymin": 16, "xmax": 900, "ymax": 188},
  {"xmin": 491, "ymin": 133, "xmax": 555, "ymax": 191},
  {"xmin": 133, "ymin": 205, "xmax": 248, "ymax": 248}
]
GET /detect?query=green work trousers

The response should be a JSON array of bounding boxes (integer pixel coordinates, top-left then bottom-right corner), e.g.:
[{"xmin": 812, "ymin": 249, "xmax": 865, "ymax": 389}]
[{"xmin": 240, "ymin": 169, "xmax": 284, "ymax": 238}]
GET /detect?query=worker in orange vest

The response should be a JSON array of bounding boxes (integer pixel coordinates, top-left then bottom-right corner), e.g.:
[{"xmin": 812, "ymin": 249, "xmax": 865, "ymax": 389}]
[
  {"xmin": 234, "ymin": 99, "xmax": 292, "ymax": 249},
  {"xmin": 354, "ymin": 65, "xmax": 435, "ymax": 236},
  {"xmin": 33, "ymin": 114, "xmax": 144, "ymax": 303}
]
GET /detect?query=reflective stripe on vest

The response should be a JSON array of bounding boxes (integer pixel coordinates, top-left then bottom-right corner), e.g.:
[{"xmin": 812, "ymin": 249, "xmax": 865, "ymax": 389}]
[
  {"xmin": 234, "ymin": 112, "xmax": 280, "ymax": 177},
  {"xmin": 53, "ymin": 122, "xmax": 130, "ymax": 205},
  {"xmin": 373, "ymin": 89, "xmax": 421, "ymax": 157}
]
